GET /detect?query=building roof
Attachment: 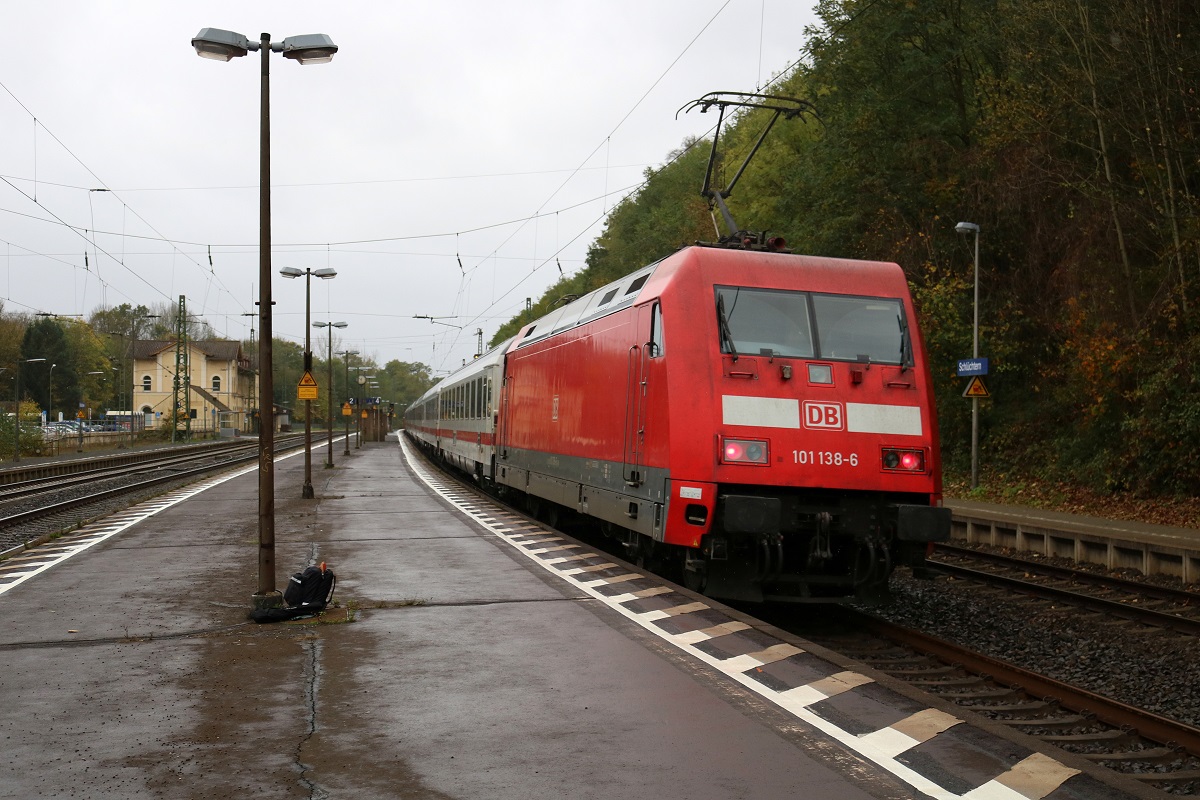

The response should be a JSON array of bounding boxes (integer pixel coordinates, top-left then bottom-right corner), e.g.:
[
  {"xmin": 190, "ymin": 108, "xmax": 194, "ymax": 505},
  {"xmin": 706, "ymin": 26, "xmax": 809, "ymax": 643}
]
[{"xmin": 133, "ymin": 339, "xmax": 244, "ymax": 360}]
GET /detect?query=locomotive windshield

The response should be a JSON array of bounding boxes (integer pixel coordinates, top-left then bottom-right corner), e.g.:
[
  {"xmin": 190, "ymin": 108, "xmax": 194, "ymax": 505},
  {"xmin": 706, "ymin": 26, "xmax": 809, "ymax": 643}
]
[{"xmin": 715, "ymin": 286, "xmax": 909, "ymax": 365}]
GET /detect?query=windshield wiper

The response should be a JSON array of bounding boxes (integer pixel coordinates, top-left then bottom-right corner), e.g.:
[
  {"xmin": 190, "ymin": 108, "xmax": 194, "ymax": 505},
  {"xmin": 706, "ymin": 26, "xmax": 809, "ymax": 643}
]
[
  {"xmin": 897, "ymin": 312, "xmax": 912, "ymax": 371},
  {"xmin": 716, "ymin": 294, "xmax": 738, "ymax": 361}
]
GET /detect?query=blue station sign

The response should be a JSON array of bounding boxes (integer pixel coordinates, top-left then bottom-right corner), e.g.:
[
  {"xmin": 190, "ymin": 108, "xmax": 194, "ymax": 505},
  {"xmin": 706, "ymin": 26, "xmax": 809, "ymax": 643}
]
[{"xmin": 956, "ymin": 357, "xmax": 989, "ymax": 376}]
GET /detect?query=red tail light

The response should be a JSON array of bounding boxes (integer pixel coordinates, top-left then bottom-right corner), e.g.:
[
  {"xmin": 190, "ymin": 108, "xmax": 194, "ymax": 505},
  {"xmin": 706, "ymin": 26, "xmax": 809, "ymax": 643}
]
[
  {"xmin": 881, "ymin": 447, "xmax": 925, "ymax": 472},
  {"xmin": 720, "ymin": 437, "xmax": 769, "ymax": 465}
]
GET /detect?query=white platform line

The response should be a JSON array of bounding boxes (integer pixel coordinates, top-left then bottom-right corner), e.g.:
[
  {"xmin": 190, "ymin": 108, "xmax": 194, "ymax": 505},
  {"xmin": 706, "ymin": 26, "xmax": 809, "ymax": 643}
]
[
  {"xmin": 0, "ymin": 445, "xmax": 307, "ymax": 597},
  {"xmin": 399, "ymin": 437, "xmax": 1078, "ymax": 800}
]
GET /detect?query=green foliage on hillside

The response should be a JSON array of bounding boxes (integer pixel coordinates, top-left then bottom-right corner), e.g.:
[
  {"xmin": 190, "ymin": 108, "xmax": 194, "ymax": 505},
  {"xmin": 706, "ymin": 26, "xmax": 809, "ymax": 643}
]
[{"xmin": 494, "ymin": 0, "xmax": 1200, "ymax": 497}]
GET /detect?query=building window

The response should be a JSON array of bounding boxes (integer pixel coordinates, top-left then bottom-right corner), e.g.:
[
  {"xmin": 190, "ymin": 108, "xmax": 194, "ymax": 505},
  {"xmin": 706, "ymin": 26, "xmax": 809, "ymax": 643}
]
[
  {"xmin": 212, "ymin": 376, "xmax": 221, "ymax": 393},
  {"xmin": 142, "ymin": 375, "xmax": 152, "ymax": 392}
]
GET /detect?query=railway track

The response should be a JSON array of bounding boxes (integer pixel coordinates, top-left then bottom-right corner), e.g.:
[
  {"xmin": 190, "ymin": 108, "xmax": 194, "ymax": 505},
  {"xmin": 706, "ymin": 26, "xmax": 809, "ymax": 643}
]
[
  {"xmin": 928, "ymin": 542, "xmax": 1200, "ymax": 636},
  {"xmin": 0, "ymin": 435, "xmax": 307, "ymax": 557},
  {"xmin": 806, "ymin": 608, "xmax": 1200, "ymax": 792},
  {"xmin": 410, "ymin": 445, "xmax": 1200, "ymax": 793}
]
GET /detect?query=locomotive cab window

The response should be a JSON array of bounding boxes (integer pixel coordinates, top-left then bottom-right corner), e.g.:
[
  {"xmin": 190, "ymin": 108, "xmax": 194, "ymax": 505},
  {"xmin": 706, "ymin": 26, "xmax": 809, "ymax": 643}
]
[
  {"xmin": 715, "ymin": 286, "xmax": 814, "ymax": 359},
  {"xmin": 716, "ymin": 286, "xmax": 911, "ymax": 365},
  {"xmin": 812, "ymin": 294, "xmax": 909, "ymax": 365}
]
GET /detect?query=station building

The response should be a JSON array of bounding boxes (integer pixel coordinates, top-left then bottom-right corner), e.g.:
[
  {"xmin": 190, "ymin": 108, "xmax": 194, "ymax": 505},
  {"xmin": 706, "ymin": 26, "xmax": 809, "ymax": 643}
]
[{"xmin": 132, "ymin": 339, "xmax": 255, "ymax": 433}]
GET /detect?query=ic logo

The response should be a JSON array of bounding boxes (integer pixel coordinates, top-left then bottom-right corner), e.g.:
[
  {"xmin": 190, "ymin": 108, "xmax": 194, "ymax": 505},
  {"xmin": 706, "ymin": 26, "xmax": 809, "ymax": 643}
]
[{"xmin": 803, "ymin": 401, "xmax": 843, "ymax": 430}]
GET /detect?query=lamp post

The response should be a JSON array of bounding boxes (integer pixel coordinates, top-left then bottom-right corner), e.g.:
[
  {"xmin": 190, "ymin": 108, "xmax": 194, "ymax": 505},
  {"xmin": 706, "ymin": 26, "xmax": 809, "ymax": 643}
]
[
  {"xmin": 280, "ymin": 266, "xmax": 336, "ymax": 498},
  {"xmin": 83, "ymin": 370, "xmax": 110, "ymax": 452},
  {"xmin": 14, "ymin": 358, "xmax": 46, "ymax": 462},
  {"xmin": 47, "ymin": 363, "xmax": 57, "ymax": 424},
  {"xmin": 352, "ymin": 368, "xmax": 373, "ymax": 448},
  {"xmin": 314, "ymin": 321, "xmax": 347, "ymax": 467},
  {"xmin": 338, "ymin": 350, "xmax": 358, "ymax": 456},
  {"xmin": 955, "ymin": 221, "xmax": 981, "ymax": 490},
  {"xmin": 192, "ymin": 26, "xmax": 338, "ymax": 610}
]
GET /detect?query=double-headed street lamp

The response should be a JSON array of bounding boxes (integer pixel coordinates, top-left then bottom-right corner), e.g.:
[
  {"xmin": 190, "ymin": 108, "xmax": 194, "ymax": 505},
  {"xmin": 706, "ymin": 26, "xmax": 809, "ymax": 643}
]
[
  {"xmin": 955, "ymin": 221, "xmax": 982, "ymax": 489},
  {"xmin": 313, "ymin": 321, "xmax": 347, "ymax": 468},
  {"xmin": 280, "ymin": 266, "xmax": 336, "ymax": 499},
  {"xmin": 192, "ymin": 26, "xmax": 338, "ymax": 611}
]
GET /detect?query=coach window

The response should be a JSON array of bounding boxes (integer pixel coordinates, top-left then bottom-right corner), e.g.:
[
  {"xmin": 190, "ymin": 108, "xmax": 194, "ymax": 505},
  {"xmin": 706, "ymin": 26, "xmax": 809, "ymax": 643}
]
[{"xmin": 649, "ymin": 302, "xmax": 665, "ymax": 357}]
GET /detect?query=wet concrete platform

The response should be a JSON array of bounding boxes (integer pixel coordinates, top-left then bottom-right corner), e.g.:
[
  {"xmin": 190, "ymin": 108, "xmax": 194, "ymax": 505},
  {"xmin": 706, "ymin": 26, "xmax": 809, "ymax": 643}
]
[{"xmin": 0, "ymin": 437, "xmax": 1159, "ymax": 799}]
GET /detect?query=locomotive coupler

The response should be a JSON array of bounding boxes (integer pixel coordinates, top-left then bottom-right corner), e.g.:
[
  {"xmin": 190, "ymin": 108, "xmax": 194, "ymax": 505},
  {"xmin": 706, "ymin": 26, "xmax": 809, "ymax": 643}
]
[{"xmin": 806, "ymin": 511, "xmax": 834, "ymax": 568}]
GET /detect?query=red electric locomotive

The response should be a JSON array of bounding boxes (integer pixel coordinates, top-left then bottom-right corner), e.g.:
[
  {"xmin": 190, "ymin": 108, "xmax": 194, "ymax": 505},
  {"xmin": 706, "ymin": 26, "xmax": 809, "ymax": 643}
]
[{"xmin": 406, "ymin": 244, "xmax": 950, "ymax": 602}]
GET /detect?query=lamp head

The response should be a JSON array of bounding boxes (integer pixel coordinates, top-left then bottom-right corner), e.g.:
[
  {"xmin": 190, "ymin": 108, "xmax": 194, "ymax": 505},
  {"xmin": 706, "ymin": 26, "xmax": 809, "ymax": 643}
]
[
  {"xmin": 279, "ymin": 267, "xmax": 303, "ymax": 279},
  {"xmin": 192, "ymin": 28, "xmax": 255, "ymax": 61},
  {"xmin": 955, "ymin": 221, "xmax": 980, "ymax": 235},
  {"xmin": 278, "ymin": 34, "xmax": 338, "ymax": 64},
  {"xmin": 314, "ymin": 268, "xmax": 337, "ymax": 279}
]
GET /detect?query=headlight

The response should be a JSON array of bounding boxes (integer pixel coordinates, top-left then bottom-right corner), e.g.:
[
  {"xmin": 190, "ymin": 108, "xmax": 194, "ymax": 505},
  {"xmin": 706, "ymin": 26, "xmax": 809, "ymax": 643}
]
[
  {"xmin": 720, "ymin": 437, "xmax": 769, "ymax": 465},
  {"xmin": 881, "ymin": 448, "xmax": 925, "ymax": 472}
]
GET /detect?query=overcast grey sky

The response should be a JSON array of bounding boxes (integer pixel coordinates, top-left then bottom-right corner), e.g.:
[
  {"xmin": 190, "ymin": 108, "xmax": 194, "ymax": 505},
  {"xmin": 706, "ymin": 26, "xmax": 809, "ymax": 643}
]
[{"xmin": 0, "ymin": 1, "xmax": 819, "ymax": 373}]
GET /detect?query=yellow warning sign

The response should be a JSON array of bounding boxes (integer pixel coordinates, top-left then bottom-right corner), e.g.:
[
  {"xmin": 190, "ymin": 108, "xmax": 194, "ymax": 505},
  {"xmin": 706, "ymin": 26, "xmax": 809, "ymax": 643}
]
[
  {"xmin": 962, "ymin": 376, "xmax": 990, "ymax": 398},
  {"xmin": 342, "ymin": 402, "xmax": 353, "ymax": 417},
  {"xmin": 298, "ymin": 371, "xmax": 319, "ymax": 401}
]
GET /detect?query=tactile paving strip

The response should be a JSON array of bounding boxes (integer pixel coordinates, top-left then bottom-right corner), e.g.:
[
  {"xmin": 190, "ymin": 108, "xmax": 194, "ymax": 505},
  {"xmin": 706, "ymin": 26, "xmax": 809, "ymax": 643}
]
[{"xmin": 401, "ymin": 438, "xmax": 1122, "ymax": 800}]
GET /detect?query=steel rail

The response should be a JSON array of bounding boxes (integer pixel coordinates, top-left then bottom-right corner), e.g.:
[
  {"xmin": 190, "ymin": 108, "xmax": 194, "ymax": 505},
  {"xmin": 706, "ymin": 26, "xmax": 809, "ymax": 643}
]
[
  {"xmin": 0, "ymin": 443, "xmax": 266, "ymax": 503},
  {"xmin": 929, "ymin": 554, "xmax": 1200, "ymax": 636},
  {"xmin": 934, "ymin": 542, "xmax": 1200, "ymax": 607},
  {"xmin": 0, "ymin": 435, "xmax": 308, "ymax": 532},
  {"xmin": 0, "ymin": 439, "xmax": 247, "ymax": 486},
  {"xmin": 851, "ymin": 610, "xmax": 1200, "ymax": 758}
]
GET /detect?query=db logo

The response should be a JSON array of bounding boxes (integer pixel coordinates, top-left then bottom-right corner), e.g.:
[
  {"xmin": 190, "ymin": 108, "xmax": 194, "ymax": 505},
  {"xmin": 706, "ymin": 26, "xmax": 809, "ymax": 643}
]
[{"xmin": 803, "ymin": 401, "xmax": 843, "ymax": 430}]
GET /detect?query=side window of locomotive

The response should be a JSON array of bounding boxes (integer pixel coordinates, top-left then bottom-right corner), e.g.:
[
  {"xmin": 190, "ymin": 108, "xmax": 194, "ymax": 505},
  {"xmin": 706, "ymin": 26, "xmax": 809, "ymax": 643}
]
[
  {"xmin": 715, "ymin": 286, "xmax": 814, "ymax": 358},
  {"xmin": 649, "ymin": 302, "xmax": 665, "ymax": 358},
  {"xmin": 811, "ymin": 294, "xmax": 906, "ymax": 364}
]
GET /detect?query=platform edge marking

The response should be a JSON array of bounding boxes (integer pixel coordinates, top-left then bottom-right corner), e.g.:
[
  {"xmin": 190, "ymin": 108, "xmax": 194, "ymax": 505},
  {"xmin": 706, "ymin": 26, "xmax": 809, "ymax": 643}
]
[{"xmin": 399, "ymin": 437, "xmax": 1086, "ymax": 800}]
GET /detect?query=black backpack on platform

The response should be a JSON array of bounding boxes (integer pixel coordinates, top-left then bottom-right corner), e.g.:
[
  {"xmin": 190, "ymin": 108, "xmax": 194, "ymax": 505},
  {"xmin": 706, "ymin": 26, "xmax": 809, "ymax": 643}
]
[
  {"xmin": 251, "ymin": 563, "xmax": 336, "ymax": 623},
  {"xmin": 284, "ymin": 564, "xmax": 336, "ymax": 609}
]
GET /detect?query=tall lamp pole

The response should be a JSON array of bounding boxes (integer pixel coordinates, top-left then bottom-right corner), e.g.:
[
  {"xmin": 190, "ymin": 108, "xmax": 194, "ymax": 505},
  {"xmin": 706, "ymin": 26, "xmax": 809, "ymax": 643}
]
[
  {"xmin": 955, "ymin": 221, "xmax": 981, "ymax": 490},
  {"xmin": 314, "ymin": 321, "xmax": 347, "ymax": 467},
  {"xmin": 192, "ymin": 26, "xmax": 338, "ymax": 610},
  {"xmin": 280, "ymin": 266, "xmax": 336, "ymax": 498},
  {"xmin": 338, "ymin": 350, "xmax": 358, "ymax": 456},
  {"xmin": 47, "ymin": 363, "xmax": 57, "ymax": 424}
]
